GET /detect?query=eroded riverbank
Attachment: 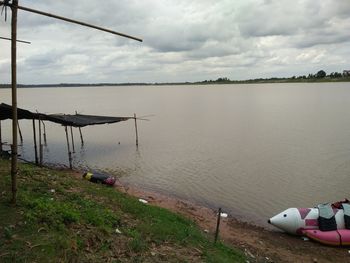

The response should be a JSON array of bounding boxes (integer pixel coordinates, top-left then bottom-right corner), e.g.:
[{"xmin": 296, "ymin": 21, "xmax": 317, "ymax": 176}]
[{"xmin": 113, "ymin": 180, "xmax": 350, "ymax": 263}]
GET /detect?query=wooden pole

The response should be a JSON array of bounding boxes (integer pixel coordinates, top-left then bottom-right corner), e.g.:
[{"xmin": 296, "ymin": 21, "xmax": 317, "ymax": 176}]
[
  {"xmin": 64, "ymin": 126, "xmax": 72, "ymax": 169},
  {"xmin": 134, "ymin": 113, "xmax": 139, "ymax": 147},
  {"xmin": 36, "ymin": 111, "xmax": 47, "ymax": 146},
  {"xmin": 70, "ymin": 126, "xmax": 75, "ymax": 153},
  {"xmin": 40, "ymin": 144, "xmax": 43, "ymax": 165},
  {"xmin": 0, "ymin": 36, "xmax": 31, "ymax": 44},
  {"xmin": 17, "ymin": 120, "xmax": 23, "ymax": 144},
  {"xmin": 4, "ymin": 2, "xmax": 143, "ymax": 42},
  {"xmin": 0, "ymin": 120, "xmax": 2, "ymax": 152},
  {"xmin": 78, "ymin": 127, "xmax": 84, "ymax": 146},
  {"xmin": 38, "ymin": 119, "xmax": 41, "ymax": 147},
  {"xmin": 10, "ymin": 0, "xmax": 18, "ymax": 205},
  {"xmin": 75, "ymin": 111, "xmax": 84, "ymax": 146},
  {"xmin": 41, "ymin": 120, "xmax": 47, "ymax": 145},
  {"xmin": 214, "ymin": 208, "xmax": 222, "ymax": 243},
  {"xmin": 32, "ymin": 119, "xmax": 38, "ymax": 164},
  {"xmin": 38, "ymin": 119, "xmax": 43, "ymax": 166}
]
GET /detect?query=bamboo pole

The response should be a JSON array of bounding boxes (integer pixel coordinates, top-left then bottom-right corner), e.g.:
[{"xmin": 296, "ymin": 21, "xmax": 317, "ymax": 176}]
[
  {"xmin": 214, "ymin": 208, "xmax": 222, "ymax": 243},
  {"xmin": 10, "ymin": 0, "xmax": 18, "ymax": 205},
  {"xmin": 0, "ymin": 120, "xmax": 2, "ymax": 152},
  {"xmin": 0, "ymin": 36, "xmax": 31, "ymax": 44},
  {"xmin": 78, "ymin": 127, "xmax": 84, "ymax": 146},
  {"xmin": 70, "ymin": 126, "xmax": 75, "ymax": 153},
  {"xmin": 64, "ymin": 126, "xmax": 72, "ymax": 169},
  {"xmin": 41, "ymin": 120, "xmax": 47, "ymax": 145},
  {"xmin": 38, "ymin": 119, "xmax": 43, "ymax": 166},
  {"xmin": 75, "ymin": 111, "xmax": 84, "ymax": 146},
  {"xmin": 0, "ymin": 2, "xmax": 142, "ymax": 42},
  {"xmin": 17, "ymin": 120, "xmax": 23, "ymax": 144},
  {"xmin": 39, "ymin": 144, "xmax": 43, "ymax": 166},
  {"xmin": 32, "ymin": 119, "xmax": 38, "ymax": 164},
  {"xmin": 134, "ymin": 113, "xmax": 139, "ymax": 147}
]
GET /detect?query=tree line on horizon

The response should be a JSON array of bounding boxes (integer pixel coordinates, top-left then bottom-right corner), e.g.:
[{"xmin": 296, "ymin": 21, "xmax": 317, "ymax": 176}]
[
  {"xmin": 203, "ymin": 70, "xmax": 350, "ymax": 84},
  {"xmin": 1, "ymin": 70, "xmax": 350, "ymax": 88}
]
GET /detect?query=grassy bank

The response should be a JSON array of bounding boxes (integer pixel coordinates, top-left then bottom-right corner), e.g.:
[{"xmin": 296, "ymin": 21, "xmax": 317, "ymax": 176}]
[{"xmin": 0, "ymin": 159, "xmax": 245, "ymax": 262}]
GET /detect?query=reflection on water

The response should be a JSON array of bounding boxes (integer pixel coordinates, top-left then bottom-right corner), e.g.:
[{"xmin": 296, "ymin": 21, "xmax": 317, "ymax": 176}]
[{"xmin": 1, "ymin": 83, "xmax": 350, "ymax": 226}]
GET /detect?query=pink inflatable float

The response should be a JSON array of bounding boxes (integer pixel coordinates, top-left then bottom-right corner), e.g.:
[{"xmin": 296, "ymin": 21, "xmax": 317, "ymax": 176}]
[{"xmin": 268, "ymin": 200, "xmax": 350, "ymax": 246}]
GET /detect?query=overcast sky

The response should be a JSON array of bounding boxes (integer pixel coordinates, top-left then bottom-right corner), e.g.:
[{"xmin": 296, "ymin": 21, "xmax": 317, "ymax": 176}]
[{"xmin": 1, "ymin": 0, "xmax": 350, "ymax": 84}]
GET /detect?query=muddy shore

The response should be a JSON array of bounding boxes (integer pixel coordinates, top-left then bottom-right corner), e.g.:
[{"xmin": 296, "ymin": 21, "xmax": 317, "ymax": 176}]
[{"xmin": 112, "ymin": 180, "xmax": 350, "ymax": 263}]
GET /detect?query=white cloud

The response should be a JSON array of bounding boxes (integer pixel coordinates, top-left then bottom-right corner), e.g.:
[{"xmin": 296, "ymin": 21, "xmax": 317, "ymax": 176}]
[{"xmin": 0, "ymin": 0, "xmax": 350, "ymax": 83}]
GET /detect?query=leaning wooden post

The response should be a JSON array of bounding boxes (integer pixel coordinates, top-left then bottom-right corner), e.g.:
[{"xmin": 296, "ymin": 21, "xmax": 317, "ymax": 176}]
[
  {"xmin": 10, "ymin": 0, "xmax": 19, "ymax": 205},
  {"xmin": 70, "ymin": 126, "xmax": 75, "ymax": 153},
  {"xmin": 32, "ymin": 119, "xmax": 38, "ymax": 164},
  {"xmin": 75, "ymin": 111, "xmax": 84, "ymax": 145},
  {"xmin": 134, "ymin": 113, "xmax": 139, "ymax": 147},
  {"xmin": 64, "ymin": 126, "xmax": 73, "ymax": 169},
  {"xmin": 17, "ymin": 120, "xmax": 23, "ymax": 145},
  {"xmin": 78, "ymin": 127, "xmax": 84, "ymax": 146},
  {"xmin": 214, "ymin": 208, "xmax": 222, "ymax": 243}
]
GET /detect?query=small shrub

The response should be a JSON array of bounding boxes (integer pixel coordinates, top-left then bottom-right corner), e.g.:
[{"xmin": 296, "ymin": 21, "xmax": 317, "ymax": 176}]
[{"xmin": 129, "ymin": 232, "xmax": 148, "ymax": 253}]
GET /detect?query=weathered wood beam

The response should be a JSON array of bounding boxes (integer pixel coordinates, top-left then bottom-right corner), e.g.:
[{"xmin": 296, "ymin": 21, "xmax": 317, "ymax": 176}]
[
  {"xmin": 0, "ymin": 36, "xmax": 30, "ymax": 44},
  {"xmin": 1, "ymin": 1, "xmax": 142, "ymax": 42}
]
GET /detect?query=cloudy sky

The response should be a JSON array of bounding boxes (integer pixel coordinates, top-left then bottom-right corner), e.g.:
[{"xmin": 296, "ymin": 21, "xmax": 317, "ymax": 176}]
[{"xmin": 1, "ymin": 0, "xmax": 350, "ymax": 84}]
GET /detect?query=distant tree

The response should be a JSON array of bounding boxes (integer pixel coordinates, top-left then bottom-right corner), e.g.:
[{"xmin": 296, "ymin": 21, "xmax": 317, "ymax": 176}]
[
  {"xmin": 334, "ymin": 72, "xmax": 342, "ymax": 78},
  {"xmin": 216, "ymin": 77, "xmax": 230, "ymax": 82},
  {"xmin": 329, "ymin": 72, "xmax": 341, "ymax": 78},
  {"xmin": 316, "ymin": 70, "xmax": 326, "ymax": 78}
]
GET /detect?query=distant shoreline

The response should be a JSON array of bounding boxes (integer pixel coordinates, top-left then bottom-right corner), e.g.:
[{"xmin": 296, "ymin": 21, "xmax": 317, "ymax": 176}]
[{"xmin": 1, "ymin": 77, "xmax": 350, "ymax": 89}]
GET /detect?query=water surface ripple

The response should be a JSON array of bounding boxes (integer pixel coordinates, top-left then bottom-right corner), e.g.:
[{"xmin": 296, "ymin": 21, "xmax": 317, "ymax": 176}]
[{"xmin": 1, "ymin": 83, "xmax": 350, "ymax": 226}]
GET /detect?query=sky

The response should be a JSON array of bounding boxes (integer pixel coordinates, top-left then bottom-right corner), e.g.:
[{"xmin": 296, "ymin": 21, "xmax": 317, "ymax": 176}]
[{"xmin": 0, "ymin": 0, "xmax": 350, "ymax": 84}]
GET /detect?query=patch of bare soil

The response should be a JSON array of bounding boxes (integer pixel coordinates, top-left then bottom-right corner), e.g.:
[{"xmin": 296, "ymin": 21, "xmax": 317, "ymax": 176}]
[{"xmin": 116, "ymin": 182, "xmax": 350, "ymax": 263}]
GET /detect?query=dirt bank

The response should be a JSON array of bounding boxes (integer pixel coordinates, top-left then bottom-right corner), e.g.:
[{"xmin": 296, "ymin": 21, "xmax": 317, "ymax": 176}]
[{"xmin": 114, "ymin": 181, "xmax": 350, "ymax": 263}]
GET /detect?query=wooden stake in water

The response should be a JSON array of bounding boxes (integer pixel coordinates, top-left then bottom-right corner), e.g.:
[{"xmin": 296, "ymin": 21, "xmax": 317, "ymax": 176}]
[
  {"xmin": 17, "ymin": 120, "xmax": 23, "ymax": 144},
  {"xmin": 38, "ymin": 118, "xmax": 43, "ymax": 166},
  {"xmin": 65, "ymin": 126, "xmax": 72, "ymax": 169},
  {"xmin": 134, "ymin": 113, "xmax": 139, "ymax": 147},
  {"xmin": 75, "ymin": 111, "xmax": 84, "ymax": 146},
  {"xmin": 41, "ymin": 120, "xmax": 47, "ymax": 145},
  {"xmin": 214, "ymin": 208, "xmax": 222, "ymax": 243},
  {"xmin": 70, "ymin": 126, "xmax": 75, "ymax": 153},
  {"xmin": 39, "ymin": 144, "xmax": 43, "ymax": 166},
  {"xmin": 78, "ymin": 127, "xmax": 84, "ymax": 146},
  {"xmin": 32, "ymin": 119, "xmax": 38, "ymax": 164}
]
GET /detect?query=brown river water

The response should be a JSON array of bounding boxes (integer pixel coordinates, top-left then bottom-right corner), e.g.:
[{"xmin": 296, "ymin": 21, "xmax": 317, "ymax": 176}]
[{"xmin": 1, "ymin": 83, "xmax": 350, "ymax": 227}]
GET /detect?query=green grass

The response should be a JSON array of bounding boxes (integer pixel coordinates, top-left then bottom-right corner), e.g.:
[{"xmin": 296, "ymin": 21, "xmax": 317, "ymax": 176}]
[{"xmin": 0, "ymin": 159, "xmax": 245, "ymax": 262}]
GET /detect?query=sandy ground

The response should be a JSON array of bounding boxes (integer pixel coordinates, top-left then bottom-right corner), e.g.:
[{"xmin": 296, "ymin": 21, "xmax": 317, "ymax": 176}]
[{"xmin": 113, "ymin": 181, "xmax": 350, "ymax": 263}]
